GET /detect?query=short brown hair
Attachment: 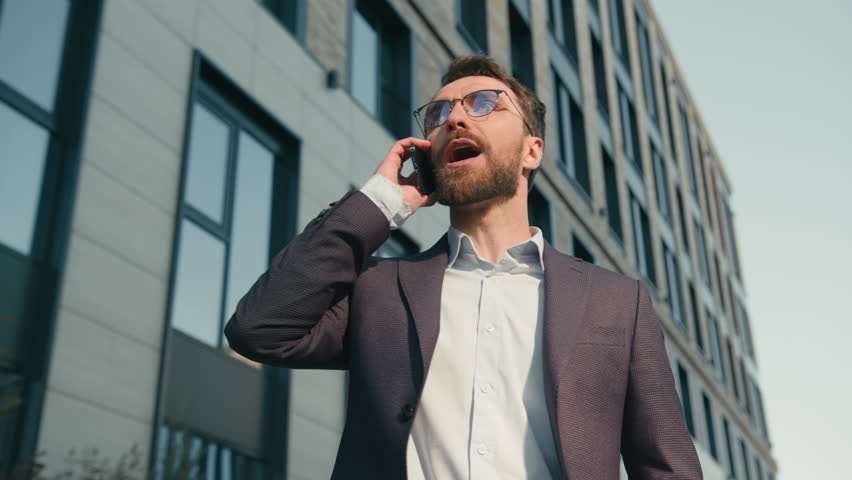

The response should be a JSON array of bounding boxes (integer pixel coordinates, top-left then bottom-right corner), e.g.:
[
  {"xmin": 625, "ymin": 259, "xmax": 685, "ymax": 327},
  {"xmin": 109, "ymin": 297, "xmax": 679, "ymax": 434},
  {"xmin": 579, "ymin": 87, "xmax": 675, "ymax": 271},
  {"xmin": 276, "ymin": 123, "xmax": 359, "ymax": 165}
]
[{"xmin": 441, "ymin": 55, "xmax": 545, "ymax": 188}]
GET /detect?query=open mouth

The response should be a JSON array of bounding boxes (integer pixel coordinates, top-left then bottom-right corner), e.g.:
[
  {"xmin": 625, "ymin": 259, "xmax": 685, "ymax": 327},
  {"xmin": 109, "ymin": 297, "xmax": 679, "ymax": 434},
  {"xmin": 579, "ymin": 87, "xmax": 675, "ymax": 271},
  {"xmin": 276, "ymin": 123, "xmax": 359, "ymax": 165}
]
[{"xmin": 445, "ymin": 139, "xmax": 482, "ymax": 165}]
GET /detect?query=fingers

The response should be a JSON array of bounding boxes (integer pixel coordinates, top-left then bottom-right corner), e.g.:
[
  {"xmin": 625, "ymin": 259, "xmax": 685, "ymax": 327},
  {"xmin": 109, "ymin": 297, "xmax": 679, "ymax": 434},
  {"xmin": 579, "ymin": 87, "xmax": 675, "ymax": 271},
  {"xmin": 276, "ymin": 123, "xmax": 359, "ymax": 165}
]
[{"xmin": 377, "ymin": 137, "xmax": 432, "ymax": 184}]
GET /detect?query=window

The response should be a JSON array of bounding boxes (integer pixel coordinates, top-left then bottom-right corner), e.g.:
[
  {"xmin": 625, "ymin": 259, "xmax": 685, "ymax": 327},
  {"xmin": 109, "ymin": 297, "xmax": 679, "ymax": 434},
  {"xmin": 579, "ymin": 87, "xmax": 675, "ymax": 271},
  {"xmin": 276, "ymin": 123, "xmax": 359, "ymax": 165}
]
[
  {"xmin": 509, "ymin": 3, "xmax": 536, "ymax": 92},
  {"xmin": 738, "ymin": 299, "xmax": 756, "ymax": 360},
  {"xmin": 723, "ymin": 198, "xmax": 742, "ymax": 279},
  {"xmin": 572, "ymin": 233, "xmax": 594, "ymax": 263},
  {"xmin": 630, "ymin": 195, "xmax": 656, "ymax": 287},
  {"xmin": 0, "ymin": 0, "xmax": 100, "ymax": 468},
  {"xmin": 256, "ymin": 0, "xmax": 301, "ymax": 36},
  {"xmin": 374, "ymin": 230, "xmax": 419, "ymax": 258},
  {"xmin": 739, "ymin": 438, "xmax": 753, "ymax": 480},
  {"xmin": 752, "ymin": 380, "xmax": 770, "ymax": 441},
  {"xmin": 170, "ymin": 97, "xmax": 286, "ymax": 348},
  {"xmin": 676, "ymin": 363, "xmax": 695, "ymax": 438},
  {"xmin": 703, "ymin": 156, "xmax": 717, "ymax": 230},
  {"xmin": 713, "ymin": 254, "xmax": 723, "ymax": 303},
  {"xmin": 689, "ymin": 283, "xmax": 704, "ymax": 353},
  {"xmin": 726, "ymin": 337, "xmax": 741, "ymax": 401},
  {"xmin": 602, "ymin": 146, "xmax": 623, "ymax": 242},
  {"xmin": 528, "ymin": 187, "xmax": 553, "ymax": 244},
  {"xmin": 723, "ymin": 417, "xmax": 737, "ymax": 479},
  {"xmin": 660, "ymin": 61, "xmax": 677, "ymax": 158},
  {"xmin": 635, "ymin": 11, "xmax": 658, "ymax": 127},
  {"xmin": 663, "ymin": 246, "xmax": 685, "ymax": 332},
  {"xmin": 652, "ymin": 145, "xmax": 671, "ymax": 222},
  {"xmin": 706, "ymin": 310, "xmax": 725, "ymax": 383},
  {"xmin": 678, "ymin": 103, "xmax": 699, "ymax": 197},
  {"xmin": 701, "ymin": 392, "xmax": 719, "ymax": 461},
  {"xmin": 458, "ymin": 0, "xmax": 488, "ymax": 53},
  {"xmin": 694, "ymin": 220, "xmax": 711, "ymax": 288},
  {"xmin": 547, "ymin": 0, "xmax": 578, "ymax": 63},
  {"xmin": 740, "ymin": 358, "xmax": 753, "ymax": 417},
  {"xmin": 591, "ymin": 33, "xmax": 609, "ymax": 119},
  {"xmin": 754, "ymin": 456, "xmax": 765, "ymax": 480},
  {"xmin": 553, "ymin": 72, "xmax": 591, "ymax": 195},
  {"xmin": 156, "ymin": 424, "xmax": 266, "ymax": 479},
  {"xmin": 618, "ymin": 83, "xmax": 641, "ymax": 171},
  {"xmin": 350, "ymin": 0, "xmax": 412, "ymax": 138},
  {"xmin": 607, "ymin": 0, "xmax": 630, "ymax": 69},
  {"xmin": 676, "ymin": 187, "xmax": 690, "ymax": 254}
]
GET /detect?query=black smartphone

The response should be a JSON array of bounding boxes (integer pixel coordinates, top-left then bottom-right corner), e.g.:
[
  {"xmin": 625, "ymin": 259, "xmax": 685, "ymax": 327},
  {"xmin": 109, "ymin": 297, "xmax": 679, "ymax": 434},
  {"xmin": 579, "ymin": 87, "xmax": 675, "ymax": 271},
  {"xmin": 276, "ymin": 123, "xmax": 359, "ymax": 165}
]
[{"xmin": 409, "ymin": 145, "xmax": 436, "ymax": 194}]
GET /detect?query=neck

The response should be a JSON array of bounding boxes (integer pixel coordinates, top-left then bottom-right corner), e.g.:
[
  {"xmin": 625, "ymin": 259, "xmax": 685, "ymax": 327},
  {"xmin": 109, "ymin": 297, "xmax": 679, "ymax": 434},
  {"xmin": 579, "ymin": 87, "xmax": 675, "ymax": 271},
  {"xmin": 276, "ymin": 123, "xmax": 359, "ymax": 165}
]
[{"xmin": 449, "ymin": 191, "xmax": 532, "ymax": 264}]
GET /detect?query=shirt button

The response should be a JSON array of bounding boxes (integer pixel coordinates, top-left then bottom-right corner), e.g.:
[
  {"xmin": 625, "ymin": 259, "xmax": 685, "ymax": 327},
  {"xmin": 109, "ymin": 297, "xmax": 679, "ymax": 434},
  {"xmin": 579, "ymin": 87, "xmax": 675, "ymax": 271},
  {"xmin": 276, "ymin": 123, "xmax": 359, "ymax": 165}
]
[
  {"xmin": 480, "ymin": 384, "xmax": 492, "ymax": 393},
  {"xmin": 476, "ymin": 445, "xmax": 488, "ymax": 455},
  {"xmin": 484, "ymin": 324, "xmax": 495, "ymax": 333}
]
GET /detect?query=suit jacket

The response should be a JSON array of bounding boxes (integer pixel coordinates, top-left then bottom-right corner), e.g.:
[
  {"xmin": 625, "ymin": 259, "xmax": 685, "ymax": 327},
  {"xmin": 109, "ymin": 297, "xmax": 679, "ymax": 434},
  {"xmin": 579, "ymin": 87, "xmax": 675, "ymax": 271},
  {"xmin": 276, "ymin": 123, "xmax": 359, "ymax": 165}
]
[{"xmin": 224, "ymin": 190, "xmax": 703, "ymax": 479}]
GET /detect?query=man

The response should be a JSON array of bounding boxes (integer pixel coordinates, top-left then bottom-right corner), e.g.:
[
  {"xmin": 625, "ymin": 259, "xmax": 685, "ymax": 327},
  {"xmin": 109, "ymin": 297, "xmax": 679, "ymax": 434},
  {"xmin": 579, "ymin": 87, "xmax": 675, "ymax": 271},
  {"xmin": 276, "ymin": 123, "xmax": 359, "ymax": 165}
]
[{"xmin": 225, "ymin": 56, "xmax": 702, "ymax": 479}]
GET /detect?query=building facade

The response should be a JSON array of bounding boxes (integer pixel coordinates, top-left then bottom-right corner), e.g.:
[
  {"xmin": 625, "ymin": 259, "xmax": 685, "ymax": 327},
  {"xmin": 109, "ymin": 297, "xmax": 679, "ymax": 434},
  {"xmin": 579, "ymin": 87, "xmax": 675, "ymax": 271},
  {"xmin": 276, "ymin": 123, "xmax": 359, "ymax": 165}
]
[{"xmin": 0, "ymin": 0, "xmax": 776, "ymax": 478}]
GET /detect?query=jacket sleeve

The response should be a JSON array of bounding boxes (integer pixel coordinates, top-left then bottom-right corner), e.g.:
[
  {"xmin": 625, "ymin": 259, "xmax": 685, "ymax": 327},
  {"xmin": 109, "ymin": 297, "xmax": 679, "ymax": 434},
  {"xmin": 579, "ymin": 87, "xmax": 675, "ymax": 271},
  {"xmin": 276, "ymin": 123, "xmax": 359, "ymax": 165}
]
[
  {"xmin": 223, "ymin": 190, "xmax": 390, "ymax": 369},
  {"xmin": 621, "ymin": 281, "xmax": 704, "ymax": 479}
]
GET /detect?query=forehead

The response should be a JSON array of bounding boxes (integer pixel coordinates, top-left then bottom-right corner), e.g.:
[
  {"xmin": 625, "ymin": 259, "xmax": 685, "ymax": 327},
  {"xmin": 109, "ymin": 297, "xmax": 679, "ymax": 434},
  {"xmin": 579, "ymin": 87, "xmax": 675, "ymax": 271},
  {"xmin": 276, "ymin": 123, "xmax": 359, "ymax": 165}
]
[{"xmin": 433, "ymin": 75, "xmax": 518, "ymax": 103}]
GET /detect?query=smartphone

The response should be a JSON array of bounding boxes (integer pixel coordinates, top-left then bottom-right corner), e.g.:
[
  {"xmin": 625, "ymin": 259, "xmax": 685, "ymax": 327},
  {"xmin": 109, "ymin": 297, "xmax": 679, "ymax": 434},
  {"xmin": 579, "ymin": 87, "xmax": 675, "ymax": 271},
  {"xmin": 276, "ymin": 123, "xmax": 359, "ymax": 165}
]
[{"xmin": 409, "ymin": 145, "xmax": 436, "ymax": 194}]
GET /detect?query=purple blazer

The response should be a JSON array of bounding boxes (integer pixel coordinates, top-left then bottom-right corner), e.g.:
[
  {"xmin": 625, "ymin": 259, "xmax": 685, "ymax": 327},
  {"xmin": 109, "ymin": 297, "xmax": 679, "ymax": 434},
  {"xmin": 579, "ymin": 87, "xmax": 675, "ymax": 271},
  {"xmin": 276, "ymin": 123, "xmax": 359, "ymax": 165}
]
[{"xmin": 224, "ymin": 190, "xmax": 703, "ymax": 479}]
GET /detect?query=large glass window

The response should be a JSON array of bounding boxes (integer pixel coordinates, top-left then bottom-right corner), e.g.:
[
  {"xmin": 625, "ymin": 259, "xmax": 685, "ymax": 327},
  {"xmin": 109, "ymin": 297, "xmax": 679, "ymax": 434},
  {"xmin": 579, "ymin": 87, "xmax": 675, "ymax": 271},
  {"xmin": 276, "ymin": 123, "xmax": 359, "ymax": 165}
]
[
  {"xmin": 678, "ymin": 103, "xmax": 699, "ymax": 197},
  {"xmin": 660, "ymin": 61, "xmax": 677, "ymax": 158},
  {"xmin": 458, "ymin": 0, "xmax": 488, "ymax": 53},
  {"xmin": 602, "ymin": 146, "xmax": 623, "ymax": 242},
  {"xmin": 0, "ymin": 0, "xmax": 70, "ymax": 111},
  {"xmin": 726, "ymin": 337, "xmax": 741, "ymax": 402},
  {"xmin": 374, "ymin": 230, "xmax": 419, "ymax": 258},
  {"xmin": 591, "ymin": 33, "xmax": 609, "ymax": 119},
  {"xmin": 630, "ymin": 195, "xmax": 656, "ymax": 287},
  {"xmin": 723, "ymin": 417, "xmax": 737, "ymax": 479},
  {"xmin": 706, "ymin": 309, "xmax": 725, "ymax": 383},
  {"xmin": 607, "ymin": 0, "xmax": 630, "ymax": 70},
  {"xmin": 572, "ymin": 233, "xmax": 594, "ymax": 264},
  {"xmin": 676, "ymin": 187, "xmax": 690, "ymax": 254},
  {"xmin": 350, "ymin": 0, "xmax": 412, "ymax": 138},
  {"xmin": 170, "ymin": 100, "xmax": 280, "ymax": 349},
  {"xmin": 553, "ymin": 72, "xmax": 590, "ymax": 196},
  {"xmin": 528, "ymin": 187, "xmax": 553, "ymax": 244},
  {"xmin": 676, "ymin": 363, "xmax": 695, "ymax": 438},
  {"xmin": 689, "ymin": 282, "xmax": 704, "ymax": 354},
  {"xmin": 618, "ymin": 84, "xmax": 641, "ymax": 171},
  {"xmin": 509, "ymin": 3, "xmax": 536, "ymax": 92},
  {"xmin": 635, "ymin": 11, "xmax": 658, "ymax": 127},
  {"xmin": 663, "ymin": 246, "xmax": 685, "ymax": 332},
  {"xmin": 547, "ymin": 0, "xmax": 578, "ymax": 63},
  {"xmin": 694, "ymin": 220, "xmax": 711, "ymax": 288},
  {"xmin": 156, "ymin": 424, "xmax": 265, "ymax": 480},
  {"xmin": 739, "ymin": 438, "xmax": 753, "ymax": 480},
  {"xmin": 652, "ymin": 145, "xmax": 671, "ymax": 223},
  {"xmin": 702, "ymin": 392, "xmax": 719, "ymax": 461}
]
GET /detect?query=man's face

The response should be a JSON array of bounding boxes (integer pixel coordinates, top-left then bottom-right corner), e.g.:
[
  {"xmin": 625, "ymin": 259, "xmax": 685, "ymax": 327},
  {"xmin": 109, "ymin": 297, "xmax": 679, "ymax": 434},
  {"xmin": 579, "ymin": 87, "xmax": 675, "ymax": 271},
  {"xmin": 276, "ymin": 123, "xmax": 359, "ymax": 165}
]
[{"xmin": 424, "ymin": 76, "xmax": 530, "ymax": 206}]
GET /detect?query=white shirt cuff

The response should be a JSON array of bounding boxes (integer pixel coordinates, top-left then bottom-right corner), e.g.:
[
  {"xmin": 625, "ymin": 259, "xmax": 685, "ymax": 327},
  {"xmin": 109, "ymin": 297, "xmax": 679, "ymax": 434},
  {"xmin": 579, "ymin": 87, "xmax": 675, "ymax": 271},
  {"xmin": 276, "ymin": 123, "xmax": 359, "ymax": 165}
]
[{"xmin": 359, "ymin": 174, "xmax": 413, "ymax": 230}]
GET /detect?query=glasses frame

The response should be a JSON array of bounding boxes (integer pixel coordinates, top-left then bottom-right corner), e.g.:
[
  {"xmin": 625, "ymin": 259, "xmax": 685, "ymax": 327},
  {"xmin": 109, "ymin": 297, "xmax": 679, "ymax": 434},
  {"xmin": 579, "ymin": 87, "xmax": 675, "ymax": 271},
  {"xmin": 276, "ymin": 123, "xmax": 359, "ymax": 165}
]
[{"xmin": 412, "ymin": 89, "xmax": 534, "ymax": 138}]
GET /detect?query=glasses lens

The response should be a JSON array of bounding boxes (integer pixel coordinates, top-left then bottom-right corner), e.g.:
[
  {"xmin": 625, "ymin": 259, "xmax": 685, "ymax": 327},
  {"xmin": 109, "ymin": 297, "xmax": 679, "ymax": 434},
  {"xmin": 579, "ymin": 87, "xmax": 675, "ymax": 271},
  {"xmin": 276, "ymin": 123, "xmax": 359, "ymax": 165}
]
[
  {"xmin": 466, "ymin": 90, "xmax": 499, "ymax": 117},
  {"xmin": 424, "ymin": 101, "xmax": 451, "ymax": 129}
]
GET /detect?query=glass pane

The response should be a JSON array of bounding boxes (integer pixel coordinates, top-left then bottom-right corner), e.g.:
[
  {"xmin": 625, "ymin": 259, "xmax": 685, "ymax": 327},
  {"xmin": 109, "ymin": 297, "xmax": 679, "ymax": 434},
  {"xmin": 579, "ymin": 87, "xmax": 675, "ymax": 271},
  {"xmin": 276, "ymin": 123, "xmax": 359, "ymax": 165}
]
[
  {"xmin": 224, "ymin": 132, "xmax": 273, "ymax": 324},
  {"xmin": 171, "ymin": 219, "xmax": 226, "ymax": 346},
  {"xmin": 351, "ymin": 10, "xmax": 378, "ymax": 115},
  {"xmin": 185, "ymin": 103, "xmax": 230, "ymax": 223},
  {"xmin": 0, "ymin": 0, "xmax": 70, "ymax": 111},
  {"xmin": 0, "ymin": 101, "xmax": 49, "ymax": 255},
  {"xmin": 220, "ymin": 447, "xmax": 233, "ymax": 480}
]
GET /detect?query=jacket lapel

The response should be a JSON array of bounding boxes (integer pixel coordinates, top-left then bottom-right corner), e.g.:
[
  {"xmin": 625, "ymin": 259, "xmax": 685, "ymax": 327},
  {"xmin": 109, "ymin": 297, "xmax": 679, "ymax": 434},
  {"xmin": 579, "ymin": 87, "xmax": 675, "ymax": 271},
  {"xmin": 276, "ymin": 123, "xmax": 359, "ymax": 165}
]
[
  {"xmin": 542, "ymin": 242, "xmax": 591, "ymax": 476},
  {"xmin": 397, "ymin": 234, "xmax": 449, "ymax": 389}
]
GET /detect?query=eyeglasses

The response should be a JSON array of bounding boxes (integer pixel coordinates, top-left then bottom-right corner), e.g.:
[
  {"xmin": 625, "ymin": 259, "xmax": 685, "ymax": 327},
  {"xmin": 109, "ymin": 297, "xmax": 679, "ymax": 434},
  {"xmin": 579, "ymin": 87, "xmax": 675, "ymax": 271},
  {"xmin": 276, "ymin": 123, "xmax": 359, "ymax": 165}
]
[{"xmin": 413, "ymin": 89, "xmax": 534, "ymax": 137}]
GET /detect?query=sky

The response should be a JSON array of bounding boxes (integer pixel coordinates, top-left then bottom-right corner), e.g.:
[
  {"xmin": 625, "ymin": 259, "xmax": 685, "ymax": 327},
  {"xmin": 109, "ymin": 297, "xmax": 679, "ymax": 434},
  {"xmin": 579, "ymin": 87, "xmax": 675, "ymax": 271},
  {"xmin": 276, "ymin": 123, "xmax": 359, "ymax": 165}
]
[{"xmin": 649, "ymin": 1, "xmax": 852, "ymax": 478}]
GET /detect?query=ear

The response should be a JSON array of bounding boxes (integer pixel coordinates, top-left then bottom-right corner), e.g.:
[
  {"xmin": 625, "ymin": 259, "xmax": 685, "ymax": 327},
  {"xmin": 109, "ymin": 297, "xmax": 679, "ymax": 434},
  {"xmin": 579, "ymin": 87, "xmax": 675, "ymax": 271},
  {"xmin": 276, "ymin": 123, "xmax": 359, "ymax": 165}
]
[{"xmin": 521, "ymin": 136, "xmax": 544, "ymax": 173}]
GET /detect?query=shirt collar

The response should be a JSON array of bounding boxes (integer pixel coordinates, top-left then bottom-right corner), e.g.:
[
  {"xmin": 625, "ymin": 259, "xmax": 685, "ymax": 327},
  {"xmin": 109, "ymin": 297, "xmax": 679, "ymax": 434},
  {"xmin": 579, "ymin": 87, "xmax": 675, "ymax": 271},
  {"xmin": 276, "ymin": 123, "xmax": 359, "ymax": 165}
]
[{"xmin": 446, "ymin": 226, "xmax": 545, "ymax": 273}]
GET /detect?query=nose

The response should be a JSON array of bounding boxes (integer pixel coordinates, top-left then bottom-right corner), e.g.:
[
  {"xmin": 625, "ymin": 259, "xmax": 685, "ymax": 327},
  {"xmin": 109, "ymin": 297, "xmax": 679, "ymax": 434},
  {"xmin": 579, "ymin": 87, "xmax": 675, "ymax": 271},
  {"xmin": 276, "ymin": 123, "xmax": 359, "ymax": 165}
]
[{"xmin": 444, "ymin": 99, "xmax": 469, "ymax": 132}]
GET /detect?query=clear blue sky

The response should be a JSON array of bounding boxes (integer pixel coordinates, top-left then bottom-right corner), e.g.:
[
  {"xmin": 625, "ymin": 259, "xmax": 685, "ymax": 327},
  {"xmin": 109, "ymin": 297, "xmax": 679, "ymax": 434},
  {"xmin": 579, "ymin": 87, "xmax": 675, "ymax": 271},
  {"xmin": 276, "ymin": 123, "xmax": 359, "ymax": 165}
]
[{"xmin": 650, "ymin": 1, "xmax": 852, "ymax": 478}]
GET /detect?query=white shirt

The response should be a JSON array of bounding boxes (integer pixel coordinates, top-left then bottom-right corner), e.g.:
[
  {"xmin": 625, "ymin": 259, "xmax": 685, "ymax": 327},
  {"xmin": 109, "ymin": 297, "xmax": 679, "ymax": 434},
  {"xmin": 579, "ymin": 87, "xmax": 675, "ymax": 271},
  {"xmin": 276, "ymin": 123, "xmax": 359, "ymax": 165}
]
[{"xmin": 361, "ymin": 175, "xmax": 560, "ymax": 479}]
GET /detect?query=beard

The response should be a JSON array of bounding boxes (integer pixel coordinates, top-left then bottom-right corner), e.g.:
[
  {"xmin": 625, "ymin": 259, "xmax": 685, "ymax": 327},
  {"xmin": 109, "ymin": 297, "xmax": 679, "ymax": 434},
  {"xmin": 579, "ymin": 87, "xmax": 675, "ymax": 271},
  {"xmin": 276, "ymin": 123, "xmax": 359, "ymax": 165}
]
[{"xmin": 432, "ymin": 133, "xmax": 524, "ymax": 206}]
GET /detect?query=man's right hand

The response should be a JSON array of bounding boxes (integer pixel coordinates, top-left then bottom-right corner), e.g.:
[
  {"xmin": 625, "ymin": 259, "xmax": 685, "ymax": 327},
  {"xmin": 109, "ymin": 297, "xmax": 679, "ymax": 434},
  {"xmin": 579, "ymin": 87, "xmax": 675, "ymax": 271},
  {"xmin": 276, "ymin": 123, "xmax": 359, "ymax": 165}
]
[{"xmin": 375, "ymin": 137, "xmax": 436, "ymax": 214}]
